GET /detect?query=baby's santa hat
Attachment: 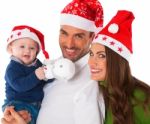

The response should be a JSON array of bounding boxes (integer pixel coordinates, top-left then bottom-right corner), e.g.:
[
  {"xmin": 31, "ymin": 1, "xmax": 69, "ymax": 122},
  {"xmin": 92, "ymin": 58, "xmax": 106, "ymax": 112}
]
[
  {"xmin": 93, "ymin": 10, "xmax": 135, "ymax": 61},
  {"xmin": 60, "ymin": 0, "xmax": 104, "ymax": 33},
  {"xmin": 7, "ymin": 25, "xmax": 49, "ymax": 59}
]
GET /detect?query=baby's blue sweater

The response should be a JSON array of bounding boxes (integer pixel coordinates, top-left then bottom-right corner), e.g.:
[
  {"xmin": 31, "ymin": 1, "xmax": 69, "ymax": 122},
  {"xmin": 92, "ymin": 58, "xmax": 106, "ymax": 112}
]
[{"xmin": 5, "ymin": 59, "xmax": 54, "ymax": 103}]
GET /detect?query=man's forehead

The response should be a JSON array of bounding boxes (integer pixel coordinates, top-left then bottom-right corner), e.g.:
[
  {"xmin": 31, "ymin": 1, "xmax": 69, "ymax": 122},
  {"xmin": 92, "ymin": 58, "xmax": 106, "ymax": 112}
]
[{"xmin": 60, "ymin": 25, "xmax": 90, "ymax": 34}]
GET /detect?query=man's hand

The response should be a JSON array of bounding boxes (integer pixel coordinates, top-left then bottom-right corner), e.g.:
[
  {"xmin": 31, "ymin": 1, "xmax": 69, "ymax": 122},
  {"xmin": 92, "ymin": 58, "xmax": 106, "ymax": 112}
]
[
  {"xmin": 18, "ymin": 109, "xmax": 31, "ymax": 123},
  {"xmin": 1, "ymin": 106, "xmax": 31, "ymax": 124}
]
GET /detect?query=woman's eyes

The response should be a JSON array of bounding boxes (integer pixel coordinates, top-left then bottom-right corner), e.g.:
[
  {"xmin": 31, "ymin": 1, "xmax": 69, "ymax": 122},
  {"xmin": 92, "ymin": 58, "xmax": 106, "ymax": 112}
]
[
  {"xmin": 89, "ymin": 51, "xmax": 106, "ymax": 58},
  {"xmin": 98, "ymin": 54, "xmax": 106, "ymax": 58},
  {"xmin": 89, "ymin": 51, "xmax": 94, "ymax": 56}
]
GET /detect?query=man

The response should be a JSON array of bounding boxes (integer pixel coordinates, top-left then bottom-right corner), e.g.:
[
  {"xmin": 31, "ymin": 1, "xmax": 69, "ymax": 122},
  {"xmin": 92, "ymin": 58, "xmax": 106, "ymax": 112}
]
[
  {"xmin": 37, "ymin": 0, "xmax": 104, "ymax": 124},
  {"xmin": 1, "ymin": 0, "xmax": 104, "ymax": 124}
]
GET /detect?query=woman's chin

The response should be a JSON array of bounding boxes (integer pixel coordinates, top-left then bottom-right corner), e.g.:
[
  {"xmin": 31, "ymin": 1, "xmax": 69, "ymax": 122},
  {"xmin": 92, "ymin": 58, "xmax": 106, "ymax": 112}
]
[{"xmin": 91, "ymin": 75, "xmax": 104, "ymax": 81}]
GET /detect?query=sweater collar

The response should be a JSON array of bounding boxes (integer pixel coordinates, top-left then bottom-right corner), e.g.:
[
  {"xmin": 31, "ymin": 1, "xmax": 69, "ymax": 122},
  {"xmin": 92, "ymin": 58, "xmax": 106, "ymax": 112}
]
[{"xmin": 10, "ymin": 55, "xmax": 37, "ymax": 67}]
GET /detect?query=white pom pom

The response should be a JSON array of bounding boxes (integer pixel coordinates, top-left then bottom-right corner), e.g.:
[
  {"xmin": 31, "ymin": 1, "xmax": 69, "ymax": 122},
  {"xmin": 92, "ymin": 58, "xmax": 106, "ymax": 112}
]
[
  {"xmin": 53, "ymin": 58, "xmax": 75, "ymax": 80},
  {"xmin": 108, "ymin": 23, "xmax": 119, "ymax": 34}
]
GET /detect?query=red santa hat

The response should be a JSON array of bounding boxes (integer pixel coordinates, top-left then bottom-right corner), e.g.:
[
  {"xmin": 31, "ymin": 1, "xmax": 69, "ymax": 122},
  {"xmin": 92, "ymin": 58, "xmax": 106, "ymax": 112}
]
[
  {"xmin": 7, "ymin": 25, "xmax": 49, "ymax": 59},
  {"xmin": 60, "ymin": 0, "xmax": 104, "ymax": 33},
  {"xmin": 93, "ymin": 10, "xmax": 135, "ymax": 61}
]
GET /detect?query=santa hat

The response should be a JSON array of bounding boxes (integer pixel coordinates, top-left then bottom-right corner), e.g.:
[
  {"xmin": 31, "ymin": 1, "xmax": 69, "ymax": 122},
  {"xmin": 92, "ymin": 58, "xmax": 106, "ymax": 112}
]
[
  {"xmin": 60, "ymin": 0, "xmax": 104, "ymax": 33},
  {"xmin": 93, "ymin": 10, "xmax": 135, "ymax": 61},
  {"xmin": 7, "ymin": 25, "xmax": 49, "ymax": 59}
]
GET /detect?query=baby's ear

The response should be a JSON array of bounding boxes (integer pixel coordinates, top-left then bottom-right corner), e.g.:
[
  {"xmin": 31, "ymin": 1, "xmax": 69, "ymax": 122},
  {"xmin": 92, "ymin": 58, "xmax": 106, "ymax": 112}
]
[
  {"xmin": 36, "ymin": 51, "xmax": 39, "ymax": 56},
  {"xmin": 7, "ymin": 45, "xmax": 13, "ymax": 54},
  {"xmin": 36, "ymin": 44, "xmax": 40, "ymax": 55}
]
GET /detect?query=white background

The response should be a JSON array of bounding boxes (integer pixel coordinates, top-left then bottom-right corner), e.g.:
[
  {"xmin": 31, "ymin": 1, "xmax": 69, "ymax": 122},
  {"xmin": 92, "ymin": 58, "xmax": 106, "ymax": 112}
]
[{"xmin": 0, "ymin": 0, "xmax": 150, "ymax": 120}]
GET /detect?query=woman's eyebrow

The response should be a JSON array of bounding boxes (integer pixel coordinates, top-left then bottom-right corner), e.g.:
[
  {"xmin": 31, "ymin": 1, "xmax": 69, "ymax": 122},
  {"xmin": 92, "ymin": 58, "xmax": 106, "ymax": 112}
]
[{"xmin": 96, "ymin": 51, "xmax": 105, "ymax": 54}]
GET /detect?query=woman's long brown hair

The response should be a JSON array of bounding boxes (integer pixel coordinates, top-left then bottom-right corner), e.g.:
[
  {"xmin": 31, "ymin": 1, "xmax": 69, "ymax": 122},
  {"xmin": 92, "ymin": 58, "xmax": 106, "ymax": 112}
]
[{"xmin": 99, "ymin": 47, "xmax": 150, "ymax": 124}]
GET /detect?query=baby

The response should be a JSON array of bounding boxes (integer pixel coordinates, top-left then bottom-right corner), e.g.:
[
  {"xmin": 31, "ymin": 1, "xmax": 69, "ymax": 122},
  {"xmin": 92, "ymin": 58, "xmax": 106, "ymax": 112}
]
[{"xmin": 2, "ymin": 25, "xmax": 54, "ymax": 124}]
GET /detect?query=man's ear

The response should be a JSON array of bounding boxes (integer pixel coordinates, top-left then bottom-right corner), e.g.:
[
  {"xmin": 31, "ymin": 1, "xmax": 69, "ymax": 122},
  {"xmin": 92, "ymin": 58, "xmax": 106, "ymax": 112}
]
[
  {"xmin": 91, "ymin": 33, "xmax": 95, "ymax": 40},
  {"xmin": 89, "ymin": 33, "xmax": 95, "ymax": 44}
]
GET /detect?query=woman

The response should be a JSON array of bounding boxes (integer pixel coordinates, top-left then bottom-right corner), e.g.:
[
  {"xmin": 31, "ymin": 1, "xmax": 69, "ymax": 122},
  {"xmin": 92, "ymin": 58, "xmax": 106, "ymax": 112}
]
[{"xmin": 88, "ymin": 10, "xmax": 150, "ymax": 124}]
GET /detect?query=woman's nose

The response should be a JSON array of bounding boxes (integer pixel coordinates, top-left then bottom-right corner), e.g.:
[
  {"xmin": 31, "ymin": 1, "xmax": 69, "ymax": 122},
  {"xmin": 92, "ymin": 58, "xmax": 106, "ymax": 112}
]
[{"xmin": 88, "ymin": 57, "xmax": 98, "ymax": 66}]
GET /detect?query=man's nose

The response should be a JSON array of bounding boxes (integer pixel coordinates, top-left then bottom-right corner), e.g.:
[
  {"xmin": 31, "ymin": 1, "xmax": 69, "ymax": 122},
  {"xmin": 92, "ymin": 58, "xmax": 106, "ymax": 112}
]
[{"xmin": 66, "ymin": 37, "xmax": 75, "ymax": 48}]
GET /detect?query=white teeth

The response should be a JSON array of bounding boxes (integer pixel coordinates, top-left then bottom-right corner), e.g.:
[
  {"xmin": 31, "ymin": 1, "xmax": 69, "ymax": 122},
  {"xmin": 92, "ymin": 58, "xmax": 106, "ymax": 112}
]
[
  {"xmin": 91, "ymin": 69, "xmax": 100, "ymax": 73},
  {"xmin": 66, "ymin": 48, "xmax": 75, "ymax": 53}
]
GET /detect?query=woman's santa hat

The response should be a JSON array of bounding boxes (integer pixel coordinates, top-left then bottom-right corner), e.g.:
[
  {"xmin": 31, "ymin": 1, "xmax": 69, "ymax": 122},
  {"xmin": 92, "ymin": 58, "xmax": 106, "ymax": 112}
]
[
  {"xmin": 93, "ymin": 10, "xmax": 135, "ymax": 61},
  {"xmin": 60, "ymin": 0, "xmax": 104, "ymax": 33},
  {"xmin": 7, "ymin": 25, "xmax": 49, "ymax": 59}
]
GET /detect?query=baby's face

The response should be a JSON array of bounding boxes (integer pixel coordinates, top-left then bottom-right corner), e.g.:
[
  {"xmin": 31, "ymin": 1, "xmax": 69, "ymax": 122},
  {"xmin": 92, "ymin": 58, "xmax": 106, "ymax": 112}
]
[{"xmin": 9, "ymin": 38, "xmax": 39, "ymax": 65}]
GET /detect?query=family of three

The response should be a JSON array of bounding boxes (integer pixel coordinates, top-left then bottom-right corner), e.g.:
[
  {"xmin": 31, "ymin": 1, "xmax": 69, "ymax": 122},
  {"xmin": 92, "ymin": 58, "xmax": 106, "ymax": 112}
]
[{"xmin": 1, "ymin": 0, "xmax": 150, "ymax": 124}]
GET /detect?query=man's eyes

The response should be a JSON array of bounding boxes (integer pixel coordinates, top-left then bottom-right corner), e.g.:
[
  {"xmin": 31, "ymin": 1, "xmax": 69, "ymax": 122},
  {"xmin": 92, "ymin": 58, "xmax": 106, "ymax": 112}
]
[{"xmin": 74, "ymin": 34, "xmax": 84, "ymax": 39}]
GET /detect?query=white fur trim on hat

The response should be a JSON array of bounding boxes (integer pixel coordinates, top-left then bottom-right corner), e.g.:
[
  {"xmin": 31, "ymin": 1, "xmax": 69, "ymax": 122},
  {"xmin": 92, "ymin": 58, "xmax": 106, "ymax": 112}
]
[
  {"xmin": 60, "ymin": 14, "xmax": 102, "ymax": 33},
  {"xmin": 93, "ymin": 34, "xmax": 131, "ymax": 61},
  {"xmin": 7, "ymin": 28, "xmax": 41, "ymax": 48}
]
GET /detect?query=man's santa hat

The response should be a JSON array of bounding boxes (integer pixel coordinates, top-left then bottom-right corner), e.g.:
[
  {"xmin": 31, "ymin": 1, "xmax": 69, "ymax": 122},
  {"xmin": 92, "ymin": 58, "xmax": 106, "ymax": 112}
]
[
  {"xmin": 93, "ymin": 10, "xmax": 135, "ymax": 61},
  {"xmin": 60, "ymin": 0, "xmax": 104, "ymax": 33},
  {"xmin": 7, "ymin": 25, "xmax": 49, "ymax": 59}
]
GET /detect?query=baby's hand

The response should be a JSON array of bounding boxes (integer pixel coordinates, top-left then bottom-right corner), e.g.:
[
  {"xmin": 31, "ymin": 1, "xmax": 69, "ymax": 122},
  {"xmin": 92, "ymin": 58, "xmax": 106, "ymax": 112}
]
[{"xmin": 35, "ymin": 67, "xmax": 45, "ymax": 80}]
